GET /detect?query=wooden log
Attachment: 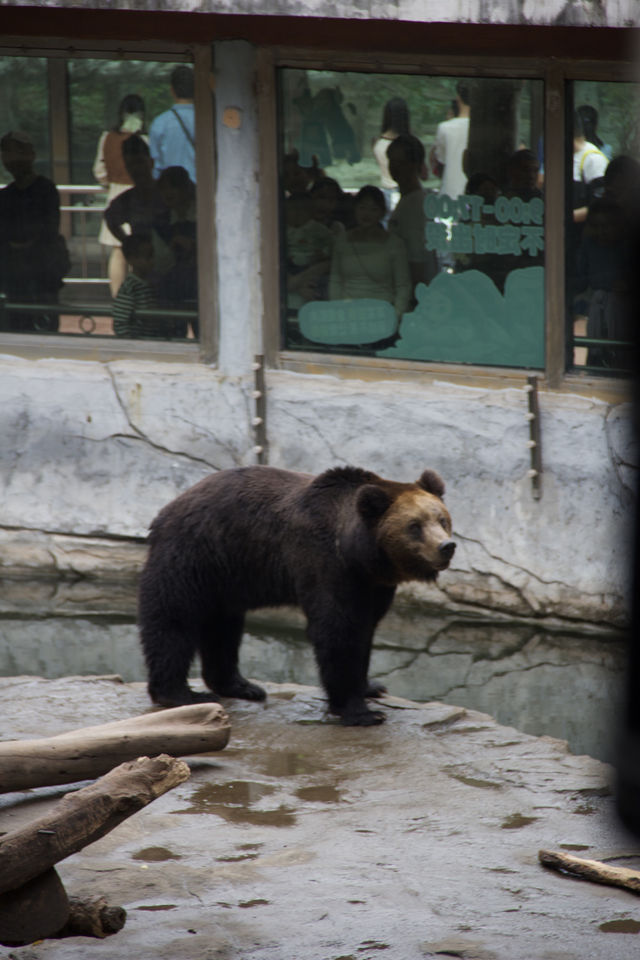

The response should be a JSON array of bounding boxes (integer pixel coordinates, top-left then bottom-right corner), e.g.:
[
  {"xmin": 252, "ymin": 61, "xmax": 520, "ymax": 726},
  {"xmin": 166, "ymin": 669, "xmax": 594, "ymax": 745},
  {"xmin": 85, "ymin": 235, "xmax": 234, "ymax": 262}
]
[
  {"xmin": 0, "ymin": 754, "xmax": 190, "ymax": 897},
  {"xmin": 539, "ymin": 849, "xmax": 640, "ymax": 894},
  {"xmin": 0, "ymin": 868, "xmax": 69, "ymax": 946},
  {"xmin": 55, "ymin": 895, "xmax": 127, "ymax": 939},
  {"xmin": 0, "ymin": 703, "xmax": 230, "ymax": 792}
]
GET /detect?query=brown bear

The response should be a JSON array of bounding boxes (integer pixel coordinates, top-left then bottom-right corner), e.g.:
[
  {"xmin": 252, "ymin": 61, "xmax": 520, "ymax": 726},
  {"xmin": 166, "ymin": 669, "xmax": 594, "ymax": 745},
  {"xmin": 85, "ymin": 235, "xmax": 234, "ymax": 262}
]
[{"xmin": 138, "ymin": 465, "xmax": 455, "ymax": 726}]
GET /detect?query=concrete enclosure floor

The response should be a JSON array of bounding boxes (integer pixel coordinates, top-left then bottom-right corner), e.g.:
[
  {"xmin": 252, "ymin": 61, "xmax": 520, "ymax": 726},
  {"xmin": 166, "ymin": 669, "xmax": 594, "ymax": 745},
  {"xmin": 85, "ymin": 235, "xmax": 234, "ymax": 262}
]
[{"xmin": 1, "ymin": 675, "xmax": 640, "ymax": 960}]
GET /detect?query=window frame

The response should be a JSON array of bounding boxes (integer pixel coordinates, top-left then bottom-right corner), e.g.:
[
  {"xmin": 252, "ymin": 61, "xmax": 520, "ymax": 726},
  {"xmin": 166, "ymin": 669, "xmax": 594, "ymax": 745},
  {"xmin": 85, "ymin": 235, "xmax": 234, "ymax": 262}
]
[
  {"xmin": 0, "ymin": 37, "xmax": 217, "ymax": 364},
  {"xmin": 258, "ymin": 46, "xmax": 636, "ymax": 395}
]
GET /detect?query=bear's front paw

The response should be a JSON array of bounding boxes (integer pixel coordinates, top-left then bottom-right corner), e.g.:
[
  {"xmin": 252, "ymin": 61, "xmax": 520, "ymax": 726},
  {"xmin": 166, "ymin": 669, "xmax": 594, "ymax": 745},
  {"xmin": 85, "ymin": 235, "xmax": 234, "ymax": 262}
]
[
  {"xmin": 365, "ymin": 680, "xmax": 388, "ymax": 699},
  {"xmin": 333, "ymin": 700, "xmax": 386, "ymax": 726}
]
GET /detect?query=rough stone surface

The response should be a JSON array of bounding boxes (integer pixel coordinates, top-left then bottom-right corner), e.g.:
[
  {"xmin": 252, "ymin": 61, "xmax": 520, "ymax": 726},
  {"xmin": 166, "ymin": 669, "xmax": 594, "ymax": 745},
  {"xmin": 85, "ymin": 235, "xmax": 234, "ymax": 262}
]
[
  {"xmin": 267, "ymin": 371, "xmax": 635, "ymax": 626},
  {"xmin": 1, "ymin": 676, "xmax": 639, "ymax": 960},
  {"xmin": 16, "ymin": 0, "xmax": 640, "ymax": 28},
  {"xmin": 0, "ymin": 356, "xmax": 250, "ymax": 537},
  {"xmin": 0, "ymin": 351, "xmax": 635, "ymax": 627}
]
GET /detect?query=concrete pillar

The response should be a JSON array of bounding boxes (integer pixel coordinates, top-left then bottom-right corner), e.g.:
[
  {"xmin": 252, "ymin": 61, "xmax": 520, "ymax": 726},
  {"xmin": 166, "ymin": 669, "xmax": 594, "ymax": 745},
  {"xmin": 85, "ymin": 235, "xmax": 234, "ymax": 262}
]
[{"xmin": 213, "ymin": 40, "xmax": 263, "ymax": 375}]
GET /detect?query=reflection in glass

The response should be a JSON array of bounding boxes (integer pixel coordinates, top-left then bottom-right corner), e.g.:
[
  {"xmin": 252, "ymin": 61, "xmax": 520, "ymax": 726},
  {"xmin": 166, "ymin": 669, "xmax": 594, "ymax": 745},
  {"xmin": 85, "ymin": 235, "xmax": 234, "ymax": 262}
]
[
  {"xmin": 569, "ymin": 81, "xmax": 639, "ymax": 375},
  {"xmin": 0, "ymin": 55, "xmax": 199, "ymax": 340},
  {"xmin": 279, "ymin": 69, "xmax": 545, "ymax": 368}
]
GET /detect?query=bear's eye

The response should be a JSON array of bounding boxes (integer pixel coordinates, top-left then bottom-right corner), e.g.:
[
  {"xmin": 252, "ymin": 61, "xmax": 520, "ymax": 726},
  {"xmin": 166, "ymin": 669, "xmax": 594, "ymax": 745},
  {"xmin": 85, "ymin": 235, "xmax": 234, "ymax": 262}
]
[
  {"xmin": 439, "ymin": 516, "xmax": 449, "ymax": 531},
  {"xmin": 407, "ymin": 520, "xmax": 422, "ymax": 540}
]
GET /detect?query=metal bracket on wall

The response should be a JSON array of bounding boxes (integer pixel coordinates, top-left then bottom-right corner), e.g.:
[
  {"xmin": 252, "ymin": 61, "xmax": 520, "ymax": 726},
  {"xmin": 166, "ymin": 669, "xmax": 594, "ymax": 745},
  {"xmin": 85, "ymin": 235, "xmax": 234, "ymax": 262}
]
[
  {"xmin": 525, "ymin": 375, "xmax": 542, "ymax": 499},
  {"xmin": 252, "ymin": 354, "xmax": 268, "ymax": 465}
]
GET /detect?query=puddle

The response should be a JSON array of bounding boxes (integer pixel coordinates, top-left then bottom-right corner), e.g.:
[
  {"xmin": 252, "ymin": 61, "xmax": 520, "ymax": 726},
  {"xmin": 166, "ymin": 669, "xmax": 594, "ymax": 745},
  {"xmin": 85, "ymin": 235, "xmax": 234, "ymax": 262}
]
[
  {"xmin": 231, "ymin": 747, "xmax": 328, "ymax": 778},
  {"xmin": 295, "ymin": 784, "xmax": 342, "ymax": 803},
  {"xmin": 0, "ymin": 579, "xmax": 626, "ymax": 762},
  {"xmin": 447, "ymin": 772, "xmax": 502, "ymax": 791},
  {"xmin": 599, "ymin": 919, "xmax": 640, "ymax": 933},
  {"xmin": 176, "ymin": 780, "xmax": 296, "ymax": 827},
  {"xmin": 500, "ymin": 813, "xmax": 539, "ymax": 829},
  {"xmin": 216, "ymin": 852, "xmax": 260, "ymax": 862},
  {"xmin": 131, "ymin": 846, "xmax": 181, "ymax": 862},
  {"xmin": 134, "ymin": 904, "xmax": 177, "ymax": 912}
]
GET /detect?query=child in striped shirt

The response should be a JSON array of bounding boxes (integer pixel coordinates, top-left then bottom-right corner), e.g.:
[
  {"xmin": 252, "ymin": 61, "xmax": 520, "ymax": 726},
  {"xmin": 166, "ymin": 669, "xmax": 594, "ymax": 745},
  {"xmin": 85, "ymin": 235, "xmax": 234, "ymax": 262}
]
[{"xmin": 112, "ymin": 232, "xmax": 158, "ymax": 337}]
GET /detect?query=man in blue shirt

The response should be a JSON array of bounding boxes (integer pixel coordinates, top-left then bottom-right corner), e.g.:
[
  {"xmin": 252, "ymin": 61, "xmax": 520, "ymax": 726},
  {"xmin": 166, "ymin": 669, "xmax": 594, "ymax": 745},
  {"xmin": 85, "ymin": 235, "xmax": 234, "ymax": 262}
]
[{"xmin": 149, "ymin": 65, "xmax": 196, "ymax": 183}]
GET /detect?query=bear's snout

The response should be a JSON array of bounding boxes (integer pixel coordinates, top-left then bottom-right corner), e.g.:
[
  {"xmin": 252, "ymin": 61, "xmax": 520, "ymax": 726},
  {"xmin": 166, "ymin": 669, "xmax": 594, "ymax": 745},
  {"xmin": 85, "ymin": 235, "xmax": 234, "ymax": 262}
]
[{"xmin": 438, "ymin": 539, "xmax": 456, "ymax": 562}]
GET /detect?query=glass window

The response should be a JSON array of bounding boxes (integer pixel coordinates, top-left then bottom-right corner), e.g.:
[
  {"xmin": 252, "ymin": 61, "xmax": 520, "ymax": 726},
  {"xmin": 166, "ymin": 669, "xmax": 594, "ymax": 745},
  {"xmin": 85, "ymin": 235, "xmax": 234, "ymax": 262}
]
[
  {"xmin": 567, "ymin": 80, "xmax": 639, "ymax": 376},
  {"xmin": 0, "ymin": 55, "xmax": 199, "ymax": 341},
  {"xmin": 278, "ymin": 68, "xmax": 545, "ymax": 369}
]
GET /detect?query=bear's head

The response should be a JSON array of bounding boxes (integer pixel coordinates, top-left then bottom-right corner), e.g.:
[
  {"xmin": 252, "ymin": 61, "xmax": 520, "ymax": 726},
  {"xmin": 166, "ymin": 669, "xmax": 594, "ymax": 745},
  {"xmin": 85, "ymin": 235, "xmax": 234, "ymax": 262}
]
[{"xmin": 356, "ymin": 469, "xmax": 455, "ymax": 585}]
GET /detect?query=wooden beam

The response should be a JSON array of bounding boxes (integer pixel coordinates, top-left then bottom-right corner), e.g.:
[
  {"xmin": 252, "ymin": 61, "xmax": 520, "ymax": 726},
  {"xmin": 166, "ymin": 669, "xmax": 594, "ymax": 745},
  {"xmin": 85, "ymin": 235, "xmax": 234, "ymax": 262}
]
[{"xmin": 0, "ymin": 703, "xmax": 230, "ymax": 793}]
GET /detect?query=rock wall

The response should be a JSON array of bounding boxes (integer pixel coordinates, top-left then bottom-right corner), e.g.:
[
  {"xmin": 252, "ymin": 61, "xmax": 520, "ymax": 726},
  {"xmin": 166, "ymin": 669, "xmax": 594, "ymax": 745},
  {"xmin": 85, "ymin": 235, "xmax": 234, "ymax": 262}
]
[
  {"xmin": 22, "ymin": 0, "xmax": 640, "ymax": 28},
  {"xmin": 0, "ymin": 353, "xmax": 634, "ymax": 627}
]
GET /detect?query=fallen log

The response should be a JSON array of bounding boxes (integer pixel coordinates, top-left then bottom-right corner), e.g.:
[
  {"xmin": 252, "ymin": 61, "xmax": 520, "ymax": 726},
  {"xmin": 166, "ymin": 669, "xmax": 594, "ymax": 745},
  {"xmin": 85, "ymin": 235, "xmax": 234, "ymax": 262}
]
[
  {"xmin": 55, "ymin": 895, "xmax": 127, "ymax": 939},
  {"xmin": 0, "ymin": 754, "xmax": 190, "ymax": 897},
  {"xmin": 539, "ymin": 849, "xmax": 640, "ymax": 895},
  {"xmin": 0, "ymin": 702, "xmax": 230, "ymax": 792},
  {"xmin": 0, "ymin": 867, "xmax": 69, "ymax": 946}
]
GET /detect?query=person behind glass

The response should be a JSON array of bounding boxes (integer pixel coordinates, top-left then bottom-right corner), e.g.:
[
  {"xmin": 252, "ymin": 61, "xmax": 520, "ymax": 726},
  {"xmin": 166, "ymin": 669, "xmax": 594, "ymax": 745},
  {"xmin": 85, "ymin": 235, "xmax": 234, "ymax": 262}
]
[
  {"xmin": 112, "ymin": 232, "xmax": 159, "ymax": 338},
  {"xmin": 103, "ymin": 135, "xmax": 171, "ymax": 272},
  {"xmin": 0, "ymin": 130, "xmax": 67, "ymax": 332},
  {"xmin": 372, "ymin": 97, "xmax": 411, "ymax": 217},
  {"xmin": 387, "ymin": 134, "xmax": 438, "ymax": 293},
  {"xmin": 573, "ymin": 109, "xmax": 609, "ymax": 230},
  {"xmin": 285, "ymin": 191, "xmax": 334, "ymax": 310},
  {"xmin": 432, "ymin": 81, "xmax": 471, "ymax": 200},
  {"xmin": 504, "ymin": 148, "xmax": 542, "ymax": 201},
  {"xmin": 574, "ymin": 198, "xmax": 631, "ymax": 368},
  {"xmin": 157, "ymin": 165, "xmax": 196, "ymax": 226},
  {"xmin": 329, "ymin": 185, "xmax": 411, "ymax": 323},
  {"xmin": 160, "ymin": 219, "xmax": 197, "ymax": 332},
  {"xmin": 428, "ymin": 99, "xmax": 459, "ymax": 180},
  {"xmin": 602, "ymin": 155, "xmax": 640, "ymax": 231},
  {"xmin": 309, "ymin": 177, "xmax": 347, "ymax": 236},
  {"xmin": 577, "ymin": 104, "xmax": 612, "ymax": 161},
  {"xmin": 93, "ymin": 94, "xmax": 147, "ymax": 297},
  {"xmin": 149, "ymin": 65, "xmax": 196, "ymax": 183}
]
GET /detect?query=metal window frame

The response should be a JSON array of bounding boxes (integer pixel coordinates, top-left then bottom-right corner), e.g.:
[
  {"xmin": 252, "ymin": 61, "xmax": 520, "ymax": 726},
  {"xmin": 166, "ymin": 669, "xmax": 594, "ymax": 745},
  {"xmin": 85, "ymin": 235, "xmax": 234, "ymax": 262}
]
[{"xmin": 258, "ymin": 46, "xmax": 636, "ymax": 396}]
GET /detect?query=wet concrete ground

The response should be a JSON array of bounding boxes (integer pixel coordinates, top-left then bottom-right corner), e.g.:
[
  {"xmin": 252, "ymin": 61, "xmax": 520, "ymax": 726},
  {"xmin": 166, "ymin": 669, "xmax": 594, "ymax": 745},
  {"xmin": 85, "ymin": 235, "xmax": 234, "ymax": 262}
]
[{"xmin": 2, "ymin": 674, "xmax": 640, "ymax": 960}]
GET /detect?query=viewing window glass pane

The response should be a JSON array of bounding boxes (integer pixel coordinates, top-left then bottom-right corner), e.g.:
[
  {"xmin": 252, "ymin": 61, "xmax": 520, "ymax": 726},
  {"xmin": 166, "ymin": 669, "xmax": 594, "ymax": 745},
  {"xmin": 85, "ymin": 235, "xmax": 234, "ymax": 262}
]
[
  {"xmin": 0, "ymin": 56, "xmax": 198, "ymax": 340},
  {"xmin": 568, "ymin": 79, "xmax": 639, "ymax": 376},
  {"xmin": 279, "ymin": 69, "xmax": 545, "ymax": 368}
]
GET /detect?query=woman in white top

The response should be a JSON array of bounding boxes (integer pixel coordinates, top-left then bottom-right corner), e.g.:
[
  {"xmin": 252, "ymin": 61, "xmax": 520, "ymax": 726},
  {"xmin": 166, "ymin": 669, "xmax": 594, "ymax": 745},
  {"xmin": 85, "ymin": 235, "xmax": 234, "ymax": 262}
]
[
  {"xmin": 329, "ymin": 185, "xmax": 411, "ymax": 318},
  {"xmin": 372, "ymin": 98, "xmax": 411, "ymax": 216}
]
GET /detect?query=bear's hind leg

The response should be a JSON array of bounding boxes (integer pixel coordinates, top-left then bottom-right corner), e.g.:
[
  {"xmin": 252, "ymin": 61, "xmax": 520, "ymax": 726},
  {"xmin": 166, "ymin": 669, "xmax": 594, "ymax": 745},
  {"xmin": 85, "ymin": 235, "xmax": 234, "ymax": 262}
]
[
  {"xmin": 199, "ymin": 612, "xmax": 266, "ymax": 702},
  {"xmin": 141, "ymin": 623, "xmax": 219, "ymax": 707}
]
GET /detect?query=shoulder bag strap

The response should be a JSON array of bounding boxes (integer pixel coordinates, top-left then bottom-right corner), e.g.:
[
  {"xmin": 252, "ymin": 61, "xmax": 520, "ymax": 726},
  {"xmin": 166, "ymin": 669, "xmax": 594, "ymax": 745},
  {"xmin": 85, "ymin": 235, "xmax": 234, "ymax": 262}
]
[{"xmin": 171, "ymin": 107, "xmax": 195, "ymax": 148}]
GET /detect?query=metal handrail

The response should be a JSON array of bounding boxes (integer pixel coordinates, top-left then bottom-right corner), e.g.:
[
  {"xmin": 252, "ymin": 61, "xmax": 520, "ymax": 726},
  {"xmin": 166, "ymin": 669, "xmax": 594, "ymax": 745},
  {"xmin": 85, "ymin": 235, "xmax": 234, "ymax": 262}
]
[{"xmin": 0, "ymin": 294, "xmax": 198, "ymax": 337}]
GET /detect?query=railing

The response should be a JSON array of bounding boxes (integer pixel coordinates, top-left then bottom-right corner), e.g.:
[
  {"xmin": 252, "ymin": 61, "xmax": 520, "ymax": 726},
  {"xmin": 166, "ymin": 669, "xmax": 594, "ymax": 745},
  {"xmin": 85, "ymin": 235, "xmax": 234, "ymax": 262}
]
[
  {"xmin": 0, "ymin": 295, "xmax": 198, "ymax": 337},
  {"xmin": 573, "ymin": 335, "xmax": 633, "ymax": 375},
  {"xmin": 58, "ymin": 184, "xmax": 109, "ymax": 285}
]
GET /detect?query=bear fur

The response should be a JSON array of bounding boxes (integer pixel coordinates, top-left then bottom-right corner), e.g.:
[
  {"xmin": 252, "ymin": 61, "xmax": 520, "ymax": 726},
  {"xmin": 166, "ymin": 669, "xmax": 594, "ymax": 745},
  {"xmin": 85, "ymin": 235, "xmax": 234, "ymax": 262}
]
[{"xmin": 138, "ymin": 465, "xmax": 455, "ymax": 726}]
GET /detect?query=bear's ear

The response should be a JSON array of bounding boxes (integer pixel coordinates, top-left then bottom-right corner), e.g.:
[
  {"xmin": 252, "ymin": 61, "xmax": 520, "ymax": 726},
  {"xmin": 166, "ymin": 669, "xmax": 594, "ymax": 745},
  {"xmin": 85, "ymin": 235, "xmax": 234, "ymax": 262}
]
[
  {"xmin": 356, "ymin": 484, "xmax": 393, "ymax": 522},
  {"xmin": 417, "ymin": 469, "xmax": 445, "ymax": 498}
]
